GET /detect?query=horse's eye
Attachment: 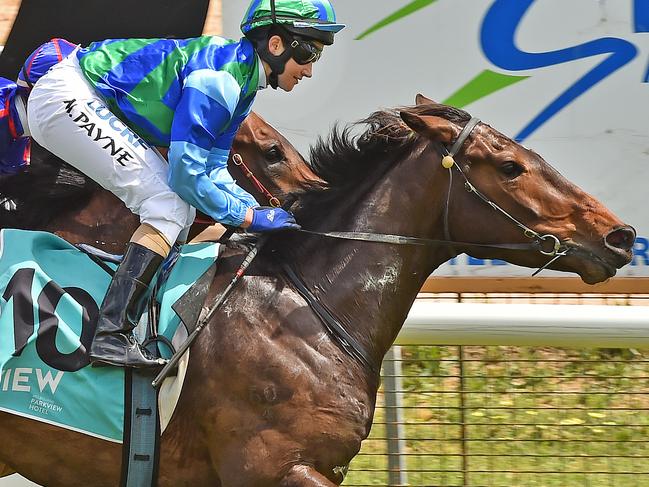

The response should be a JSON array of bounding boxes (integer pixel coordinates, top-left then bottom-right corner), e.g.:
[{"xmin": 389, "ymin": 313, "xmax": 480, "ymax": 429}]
[
  {"xmin": 265, "ymin": 146, "xmax": 283, "ymax": 163},
  {"xmin": 500, "ymin": 161, "xmax": 524, "ymax": 178}
]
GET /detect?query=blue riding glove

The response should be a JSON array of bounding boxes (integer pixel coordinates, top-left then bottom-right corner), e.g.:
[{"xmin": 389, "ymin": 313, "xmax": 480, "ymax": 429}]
[{"xmin": 248, "ymin": 207, "xmax": 301, "ymax": 232}]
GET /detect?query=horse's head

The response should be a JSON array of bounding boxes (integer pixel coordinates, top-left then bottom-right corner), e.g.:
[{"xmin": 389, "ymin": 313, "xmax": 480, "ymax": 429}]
[
  {"xmin": 230, "ymin": 112, "xmax": 325, "ymax": 205},
  {"xmin": 401, "ymin": 104, "xmax": 635, "ymax": 284}
]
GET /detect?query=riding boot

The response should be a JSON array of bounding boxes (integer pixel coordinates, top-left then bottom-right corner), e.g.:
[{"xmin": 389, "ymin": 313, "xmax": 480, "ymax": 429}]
[{"xmin": 89, "ymin": 242, "xmax": 166, "ymax": 368}]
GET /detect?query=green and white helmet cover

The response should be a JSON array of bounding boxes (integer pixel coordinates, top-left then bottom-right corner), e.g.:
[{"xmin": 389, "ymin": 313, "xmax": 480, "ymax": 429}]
[{"xmin": 241, "ymin": 0, "xmax": 345, "ymax": 38}]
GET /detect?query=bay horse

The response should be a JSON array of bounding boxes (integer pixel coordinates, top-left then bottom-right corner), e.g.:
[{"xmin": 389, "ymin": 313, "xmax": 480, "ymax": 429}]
[
  {"xmin": 0, "ymin": 100, "xmax": 635, "ymax": 486},
  {"xmin": 0, "ymin": 111, "xmax": 323, "ymax": 253}
]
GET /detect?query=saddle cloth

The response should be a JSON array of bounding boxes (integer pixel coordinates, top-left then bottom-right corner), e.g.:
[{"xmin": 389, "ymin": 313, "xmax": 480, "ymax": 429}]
[{"xmin": 0, "ymin": 229, "xmax": 218, "ymax": 442}]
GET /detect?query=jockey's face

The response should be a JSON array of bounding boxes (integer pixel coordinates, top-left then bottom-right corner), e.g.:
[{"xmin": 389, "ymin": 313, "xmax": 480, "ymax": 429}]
[
  {"xmin": 277, "ymin": 56, "xmax": 313, "ymax": 92},
  {"xmin": 267, "ymin": 35, "xmax": 322, "ymax": 92}
]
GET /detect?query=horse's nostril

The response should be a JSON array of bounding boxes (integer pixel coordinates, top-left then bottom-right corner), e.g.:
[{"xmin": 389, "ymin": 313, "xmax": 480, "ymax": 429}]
[{"xmin": 605, "ymin": 226, "xmax": 636, "ymax": 252}]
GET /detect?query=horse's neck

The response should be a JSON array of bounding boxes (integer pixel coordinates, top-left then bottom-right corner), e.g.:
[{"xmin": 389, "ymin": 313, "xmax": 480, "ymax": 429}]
[{"xmin": 292, "ymin": 147, "xmax": 452, "ymax": 364}]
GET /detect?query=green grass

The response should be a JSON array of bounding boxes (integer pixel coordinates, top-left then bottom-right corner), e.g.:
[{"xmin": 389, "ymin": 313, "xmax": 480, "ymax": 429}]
[{"xmin": 343, "ymin": 346, "xmax": 649, "ymax": 487}]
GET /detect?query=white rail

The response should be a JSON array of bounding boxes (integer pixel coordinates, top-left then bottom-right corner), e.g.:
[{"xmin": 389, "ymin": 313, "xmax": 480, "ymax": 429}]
[{"xmin": 397, "ymin": 301, "xmax": 649, "ymax": 348}]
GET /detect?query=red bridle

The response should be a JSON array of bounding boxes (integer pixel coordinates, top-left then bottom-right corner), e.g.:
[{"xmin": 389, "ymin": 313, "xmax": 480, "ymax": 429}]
[{"xmin": 193, "ymin": 152, "xmax": 282, "ymax": 225}]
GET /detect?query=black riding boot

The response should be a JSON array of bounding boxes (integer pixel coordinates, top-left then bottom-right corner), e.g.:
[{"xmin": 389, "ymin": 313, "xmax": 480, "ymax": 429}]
[{"xmin": 90, "ymin": 242, "xmax": 166, "ymax": 368}]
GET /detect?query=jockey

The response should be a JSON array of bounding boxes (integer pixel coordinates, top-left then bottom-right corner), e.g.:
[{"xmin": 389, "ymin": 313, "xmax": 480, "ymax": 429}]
[
  {"xmin": 0, "ymin": 38, "xmax": 77, "ymax": 175},
  {"xmin": 24, "ymin": 0, "xmax": 345, "ymax": 369}
]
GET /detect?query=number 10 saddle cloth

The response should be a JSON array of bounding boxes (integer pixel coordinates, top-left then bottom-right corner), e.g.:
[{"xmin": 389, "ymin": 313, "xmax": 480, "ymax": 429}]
[{"xmin": 0, "ymin": 229, "xmax": 218, "ymax": 442}]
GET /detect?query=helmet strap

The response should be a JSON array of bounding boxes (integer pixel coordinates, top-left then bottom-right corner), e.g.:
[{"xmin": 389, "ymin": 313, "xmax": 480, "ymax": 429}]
[
  {"xmin": 270, "ymin": 0, "xmax": 277, "ymax": 24},
  {"xmin": 257, "ymin": 27, "xmax": 294, "ymax": 89}
]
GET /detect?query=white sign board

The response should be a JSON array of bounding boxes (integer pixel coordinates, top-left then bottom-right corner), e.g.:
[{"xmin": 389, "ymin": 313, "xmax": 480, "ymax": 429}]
[{"xmin": 224, "ymin": 0, "xmax": 649, "ymax": 277}]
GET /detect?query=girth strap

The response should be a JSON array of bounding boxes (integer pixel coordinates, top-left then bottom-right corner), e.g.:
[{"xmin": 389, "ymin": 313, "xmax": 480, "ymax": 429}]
[
  {"xmin": 122, "ymin": 369, "xmax": 160, "ymax": 487},
  {"xmin": 121, "ymin": 313, "xmax": 161, "ymax": 487},
  {"xmin": 280, "ymin": 261, "xmax": 377, "ymax": 373}
]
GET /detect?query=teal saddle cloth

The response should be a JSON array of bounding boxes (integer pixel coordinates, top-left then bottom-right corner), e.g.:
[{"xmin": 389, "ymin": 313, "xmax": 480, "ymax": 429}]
[{"xmin": 0, "ymin": 229, "xmax": 218, "ymax": 442}]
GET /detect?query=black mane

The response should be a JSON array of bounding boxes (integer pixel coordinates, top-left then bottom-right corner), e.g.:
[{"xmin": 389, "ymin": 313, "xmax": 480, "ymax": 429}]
[
  {"xmin": 306, "ymin": 103, "xmax": 471, "ymax": 189},
  {"xmin": 307, "ymin": 110, "xmax": 414, "ymax": 187},
  {"xmin": 296, "ymin": 103, "xmax": 472, "ymax": 217}
]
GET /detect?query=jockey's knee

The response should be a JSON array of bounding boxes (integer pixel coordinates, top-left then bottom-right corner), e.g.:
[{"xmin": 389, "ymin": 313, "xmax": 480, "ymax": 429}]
[
  {"xmin": 138, "ymin": 193, "xmax": 193, "ymax": 249},
  {"xmin": 130, "ymin": 223, "xmax": 172, "ymax": 257}
]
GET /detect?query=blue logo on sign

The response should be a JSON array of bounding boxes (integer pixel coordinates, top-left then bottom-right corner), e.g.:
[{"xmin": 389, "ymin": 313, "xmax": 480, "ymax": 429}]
[
  {"xmin": 481, "ymin": 0, "xmax": 647, "ymax": 141},
  {"xmin": 360, "ymin": 0, "xmax": 649, "ymax": 142}
]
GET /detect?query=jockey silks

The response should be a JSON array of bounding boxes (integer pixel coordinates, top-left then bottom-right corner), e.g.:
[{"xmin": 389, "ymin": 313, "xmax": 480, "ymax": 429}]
[
  {"xmin": 0, "ymin": 39, "xmax": 77, "ymax": 174},
  {"xmin": 17, "ymin": 38, "xmax": 77, "ymax": 94},
  {"xmin": 0, "ymin": 78, "xmax": 29, "ymax": 174},
  {"xmin": 27, "ymin": 54, "xmax": 196, "ymax": 244},
  {"xmin": 75, "ymin": 37, "xmax": 264, "ymax": 227}
]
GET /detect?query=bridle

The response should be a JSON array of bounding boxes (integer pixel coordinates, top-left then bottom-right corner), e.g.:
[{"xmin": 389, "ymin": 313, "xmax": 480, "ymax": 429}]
[
  {"xmin": 225, "ymin": 119, "xmax": 572, "ymax": 273},
  {"xmin": 232, "ymin": 153, "xmax": 282, "ymax": 208},
  {"xmin": 438, "ymin": 117, "xmax": 570, "ymax": 276},
  {"xmin": 193, "ymin": 152, "xmax": 281, "ymax": 225},
  {"xmin": 274, "ymin": 120, "xmax": 573, "ymax": 371}
]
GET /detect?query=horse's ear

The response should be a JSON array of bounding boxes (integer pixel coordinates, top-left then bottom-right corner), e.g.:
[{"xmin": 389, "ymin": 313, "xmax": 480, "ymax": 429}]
[
  {"xmin": 400, "ymin": 112, "xmax": 457, "ymax": 144},
  {"xmin": 415, "ymin": 93, "xmax": 437, "ymax": 105}
]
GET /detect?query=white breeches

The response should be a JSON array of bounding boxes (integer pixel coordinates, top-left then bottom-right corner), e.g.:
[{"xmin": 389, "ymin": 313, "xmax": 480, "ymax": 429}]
[{"xmin": 27, "ymin": 53, "xmax": 195, "ymax": 245}]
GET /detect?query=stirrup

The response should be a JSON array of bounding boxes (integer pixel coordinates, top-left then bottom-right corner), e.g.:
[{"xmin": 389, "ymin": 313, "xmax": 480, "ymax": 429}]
[{"xmin": 90, "ymin": 333, "xmax": 168, "ymax": 369}]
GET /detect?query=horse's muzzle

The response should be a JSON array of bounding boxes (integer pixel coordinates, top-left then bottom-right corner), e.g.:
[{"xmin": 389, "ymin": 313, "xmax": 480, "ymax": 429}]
[{"xmin": 604, "ymin": 225, "xmax": 636, "ymax": 266}]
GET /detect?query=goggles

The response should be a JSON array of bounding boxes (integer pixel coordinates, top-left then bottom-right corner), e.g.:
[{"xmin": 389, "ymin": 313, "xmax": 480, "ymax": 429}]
[{"xmin": 290, "ymin": 38, "xmax": 322, "ymax": 65}]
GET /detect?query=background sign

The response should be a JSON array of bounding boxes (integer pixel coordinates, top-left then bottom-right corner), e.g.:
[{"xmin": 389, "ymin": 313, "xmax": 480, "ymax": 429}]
[{"xmin": 224, "ymin": 0, "xmax": 649, "ymax": 277}]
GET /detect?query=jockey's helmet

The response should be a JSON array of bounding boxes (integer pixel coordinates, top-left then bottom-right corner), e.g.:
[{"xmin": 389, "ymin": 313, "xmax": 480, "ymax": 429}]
[
  {"xmin": 241, "ymin": 0, "xmax": 345, "ymax": 45},
  {"xmin": 241, "ymin": 0, "xmax": 345, "ymax": 88}
]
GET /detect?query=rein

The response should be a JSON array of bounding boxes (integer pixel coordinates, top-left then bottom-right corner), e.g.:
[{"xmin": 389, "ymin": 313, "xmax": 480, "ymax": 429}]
[
  {"xmin": 230, "ymin": 122, "xmax": 573, "ymax": 373},
  {"xmin": 229, "ymin": 120, "xmax": 569, "ymax": 269},
  {"xmin": 232, "ymin": 153, "xmax": 282, "ymax": 208},
  {"xmin": 294, "ymin": 230, "xmax": 556, "ymax": 253}
]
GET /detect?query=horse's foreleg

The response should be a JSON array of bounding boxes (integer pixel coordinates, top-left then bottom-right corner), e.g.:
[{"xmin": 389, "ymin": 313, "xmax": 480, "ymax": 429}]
[
  {"xmin": 279, "ymin": 465, "xmax": 338, "ymax": 487},
  {"xmin": 0, "ymin": 463, "xmax": 16, "ymax": 478}
]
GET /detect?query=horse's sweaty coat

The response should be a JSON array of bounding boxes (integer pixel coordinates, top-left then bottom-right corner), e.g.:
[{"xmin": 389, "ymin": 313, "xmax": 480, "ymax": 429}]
[{"xmin": 0, "ymin": 100, "xmax": 635, "ymax": 486}]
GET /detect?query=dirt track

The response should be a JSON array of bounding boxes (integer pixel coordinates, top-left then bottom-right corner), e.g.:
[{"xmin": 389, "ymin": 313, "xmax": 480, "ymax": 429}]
[{"xmin": 0, "ymin": 0, "xmax": 221, "ymax": 45}]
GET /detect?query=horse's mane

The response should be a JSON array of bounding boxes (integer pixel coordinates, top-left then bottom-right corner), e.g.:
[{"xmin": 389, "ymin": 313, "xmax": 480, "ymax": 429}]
[
  {"xmin": 297, "ymin": 103, "xmax": 471, "ymax": 217},
  {"xmin": 0, "ymin": 144, "xmax": 94, "ymax": 229}
]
